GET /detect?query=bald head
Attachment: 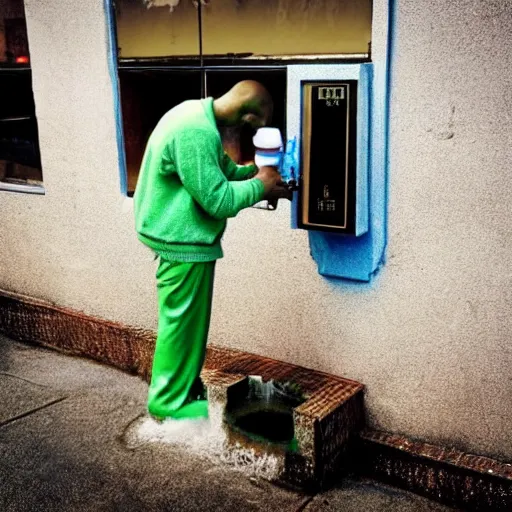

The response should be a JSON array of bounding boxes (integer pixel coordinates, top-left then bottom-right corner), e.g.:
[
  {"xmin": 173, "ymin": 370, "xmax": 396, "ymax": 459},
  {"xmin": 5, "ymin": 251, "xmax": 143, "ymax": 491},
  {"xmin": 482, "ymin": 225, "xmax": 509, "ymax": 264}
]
[{"xmin": 213, "ymin": 80, "xmax": 273, "ymax": 129}]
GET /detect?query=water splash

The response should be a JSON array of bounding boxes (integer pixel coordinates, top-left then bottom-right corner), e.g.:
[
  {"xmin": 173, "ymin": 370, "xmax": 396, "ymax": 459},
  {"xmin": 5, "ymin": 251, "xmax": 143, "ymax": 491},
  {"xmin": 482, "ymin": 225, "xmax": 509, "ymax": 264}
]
[
  {"xmin": 125, "ymin": 403, "xmax": 283, "ymax": 481},
  {"xmin": 248, "ymin": 375, "xmax": 273, "ymax": 404}
]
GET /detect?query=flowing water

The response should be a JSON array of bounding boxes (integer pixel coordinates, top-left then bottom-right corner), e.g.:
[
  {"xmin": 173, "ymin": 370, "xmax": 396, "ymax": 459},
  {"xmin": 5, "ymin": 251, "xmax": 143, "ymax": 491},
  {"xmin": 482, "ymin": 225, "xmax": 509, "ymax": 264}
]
[{"xmin": 224, "ymin": 376, "xmax": 303, "ymax": 449}]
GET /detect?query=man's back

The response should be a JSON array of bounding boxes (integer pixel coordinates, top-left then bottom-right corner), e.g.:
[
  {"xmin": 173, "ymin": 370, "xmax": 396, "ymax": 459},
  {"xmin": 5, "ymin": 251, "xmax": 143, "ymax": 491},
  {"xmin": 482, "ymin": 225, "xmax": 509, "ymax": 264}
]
[{"xmin": 133, "ymin": 98, "xmax": 264, "ymax": 263}]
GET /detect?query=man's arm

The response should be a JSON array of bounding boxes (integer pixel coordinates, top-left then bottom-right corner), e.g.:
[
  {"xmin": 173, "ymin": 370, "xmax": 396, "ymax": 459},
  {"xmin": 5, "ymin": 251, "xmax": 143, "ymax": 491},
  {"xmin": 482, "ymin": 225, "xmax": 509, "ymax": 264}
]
[
  {"xmin": 221, "ymin": 152, "xmax": 257, "ymax": 181},
  {"xmin": 172, "ymin": 128, "xmax": 264, "ymax": 220}
]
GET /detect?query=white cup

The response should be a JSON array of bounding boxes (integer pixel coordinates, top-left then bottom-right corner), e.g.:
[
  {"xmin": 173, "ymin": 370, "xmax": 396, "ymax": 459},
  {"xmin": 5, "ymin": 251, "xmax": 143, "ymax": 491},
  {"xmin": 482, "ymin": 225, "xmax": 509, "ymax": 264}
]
[{"xmin": 253, "ymin": 127, "xmax": 283, "ymax": 168}]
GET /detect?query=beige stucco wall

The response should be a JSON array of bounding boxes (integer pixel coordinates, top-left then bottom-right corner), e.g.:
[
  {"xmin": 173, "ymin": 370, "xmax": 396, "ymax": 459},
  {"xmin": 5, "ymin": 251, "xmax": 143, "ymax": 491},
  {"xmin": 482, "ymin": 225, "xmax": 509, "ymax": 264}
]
[{"xmin": 1, "ymin": 0, "xmax": 511, "ymax": 461}]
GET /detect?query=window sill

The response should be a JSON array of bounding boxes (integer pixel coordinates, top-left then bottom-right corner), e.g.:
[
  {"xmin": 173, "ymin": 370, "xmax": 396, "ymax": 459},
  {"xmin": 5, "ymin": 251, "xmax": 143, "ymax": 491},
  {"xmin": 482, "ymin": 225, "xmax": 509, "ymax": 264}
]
[{"xmin": 0, "ymin": 181, "xmax": 45, "ymax": 195}]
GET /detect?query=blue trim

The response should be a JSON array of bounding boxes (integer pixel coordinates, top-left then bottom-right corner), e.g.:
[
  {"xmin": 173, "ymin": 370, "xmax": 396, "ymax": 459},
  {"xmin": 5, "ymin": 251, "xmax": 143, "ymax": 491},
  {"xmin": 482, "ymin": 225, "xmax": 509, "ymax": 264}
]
[
  {"xmin": 369, "ymin": 0, "xmax": 393, "ymax": 277},
  {"xmin": 355, "ymin": 64, "xmax": 371, "ymax": 236},
  {"xmin": 104, "ymin": 0, "xmax": 128, "ymax": 196}
]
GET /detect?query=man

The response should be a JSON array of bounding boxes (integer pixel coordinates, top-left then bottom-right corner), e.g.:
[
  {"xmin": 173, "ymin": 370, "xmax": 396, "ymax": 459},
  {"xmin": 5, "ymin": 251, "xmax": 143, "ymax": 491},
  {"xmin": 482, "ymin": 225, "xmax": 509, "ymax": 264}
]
[{"xmin": 134, "ymin": 80, "xmax": 287, "ymax": 421}]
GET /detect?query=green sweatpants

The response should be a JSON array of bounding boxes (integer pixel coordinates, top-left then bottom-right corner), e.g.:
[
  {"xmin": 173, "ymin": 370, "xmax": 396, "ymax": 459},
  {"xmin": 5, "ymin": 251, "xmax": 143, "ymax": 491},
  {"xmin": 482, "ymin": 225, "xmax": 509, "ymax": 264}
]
[{"xmin": 148, "ymin": 259, "xmax": 215, "ymax": 420}]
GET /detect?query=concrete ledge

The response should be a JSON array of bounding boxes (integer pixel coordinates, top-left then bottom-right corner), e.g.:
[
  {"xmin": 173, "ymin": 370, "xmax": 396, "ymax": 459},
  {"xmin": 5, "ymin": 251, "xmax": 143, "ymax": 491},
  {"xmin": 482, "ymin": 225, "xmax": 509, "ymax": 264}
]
[{"xmin": 356, "ymin": 429, "xmax": 512, "ymax": 511}]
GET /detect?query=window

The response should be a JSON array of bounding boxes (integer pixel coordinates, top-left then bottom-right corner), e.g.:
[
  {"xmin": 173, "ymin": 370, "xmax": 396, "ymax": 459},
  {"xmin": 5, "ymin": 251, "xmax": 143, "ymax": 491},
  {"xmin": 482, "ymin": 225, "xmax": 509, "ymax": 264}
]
[
  {"xmin": 201, "ymin": 1, "xmax": 371, "ymax": 57},
  {"xmin": 119, "ymin": 69, "xmax": 202, "ymax": 192},
  {"xmin": 113, "ymin": 0, "xmax": 372, "ymax": 195},
  {"xmin": 0, "ymin": 0, "xmax": 43, "ymax": 194}
]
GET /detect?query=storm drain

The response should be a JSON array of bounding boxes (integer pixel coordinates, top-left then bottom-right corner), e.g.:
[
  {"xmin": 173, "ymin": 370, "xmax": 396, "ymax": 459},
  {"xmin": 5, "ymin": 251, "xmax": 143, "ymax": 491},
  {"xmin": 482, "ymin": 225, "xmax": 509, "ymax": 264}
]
[
  {"xmin": 224, "ymin": 376, "xmax": 305, "ymax": 452},
  {"xmin": 202, "ymin": 347, "xmax": 365, "ymax": 490}
]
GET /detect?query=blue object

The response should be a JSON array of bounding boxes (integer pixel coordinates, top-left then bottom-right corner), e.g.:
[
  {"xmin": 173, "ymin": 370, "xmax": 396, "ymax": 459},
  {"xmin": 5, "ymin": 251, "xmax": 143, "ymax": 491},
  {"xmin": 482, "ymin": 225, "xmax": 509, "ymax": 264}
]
[
  {"xmin": 280, "ymin": 137, "xmax": 298, "ymax": 185},
  {"xmin": 104, "ymin": 0, "xmax": 128, "ymax": 195}
]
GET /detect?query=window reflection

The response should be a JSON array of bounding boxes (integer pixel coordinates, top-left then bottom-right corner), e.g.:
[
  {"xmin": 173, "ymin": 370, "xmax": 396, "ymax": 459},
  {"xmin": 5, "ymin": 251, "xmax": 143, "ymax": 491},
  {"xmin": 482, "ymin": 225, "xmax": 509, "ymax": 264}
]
[
  {"xmin": 115, "ymin": 0, "xmax": 372, "ymax": 59},
  {"xmin": 0, "ymin": 0, "xmax": 42, "ymax": 187},
  {"xmin": 202, "ymin": 0, "xmax": 372, "ymax": 57},
  {"xmin": 114, "ymin": 0, "xmax": 372, "ymax": 193},
  {"xmin": 116, "ymin": 0, "xmax": 199, "ymax": 59}
]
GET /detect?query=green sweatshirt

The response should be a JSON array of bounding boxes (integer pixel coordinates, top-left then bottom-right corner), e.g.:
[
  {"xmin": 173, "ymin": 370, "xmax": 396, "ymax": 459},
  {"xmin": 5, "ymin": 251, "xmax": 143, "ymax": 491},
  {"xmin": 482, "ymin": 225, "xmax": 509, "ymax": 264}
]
[{"xmin": 133, "ymin": 98, "xmax": 265, "ymax": 262}]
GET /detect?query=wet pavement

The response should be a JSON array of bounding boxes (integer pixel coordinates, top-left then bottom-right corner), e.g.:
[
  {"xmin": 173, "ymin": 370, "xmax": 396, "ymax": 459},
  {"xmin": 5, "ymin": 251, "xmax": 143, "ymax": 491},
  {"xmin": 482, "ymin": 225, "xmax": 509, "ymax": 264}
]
[{"xmin": 0, "ymin": 334, "xmax": 455, "ymax": 511}]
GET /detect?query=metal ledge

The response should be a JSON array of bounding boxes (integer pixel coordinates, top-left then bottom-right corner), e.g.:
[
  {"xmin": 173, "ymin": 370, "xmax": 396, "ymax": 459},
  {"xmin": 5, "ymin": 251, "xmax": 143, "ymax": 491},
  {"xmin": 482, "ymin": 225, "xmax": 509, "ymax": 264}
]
[{"xmin": 0, "ymin": 181, "xmax": 45, "ymax": 195}]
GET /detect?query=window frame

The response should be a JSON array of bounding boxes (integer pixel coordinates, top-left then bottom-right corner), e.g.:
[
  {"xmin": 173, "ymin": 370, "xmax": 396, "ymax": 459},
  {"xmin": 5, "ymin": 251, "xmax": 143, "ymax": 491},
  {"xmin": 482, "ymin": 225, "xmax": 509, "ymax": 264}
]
[{"xmin": 106, "ymin": 0, "xmax": 371, "ymax": 197}]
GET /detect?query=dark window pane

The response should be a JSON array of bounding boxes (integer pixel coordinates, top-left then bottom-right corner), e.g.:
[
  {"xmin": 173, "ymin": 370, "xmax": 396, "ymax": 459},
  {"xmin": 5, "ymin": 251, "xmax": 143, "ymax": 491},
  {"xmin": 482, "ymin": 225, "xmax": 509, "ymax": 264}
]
[
  {"xmin": 0, "ymin": 72, "xmax": 42, "ymax": 182},
  {"xmin": 0, "ymin": 1, "xmax": 42, "ymax": 185},
  {"xmin": 119, "ymin": 69, "xmax": 202, "ymax": 192},
  {"xmin": 1, "ymin": 0, "xmax": 30, "ymax": 64}
]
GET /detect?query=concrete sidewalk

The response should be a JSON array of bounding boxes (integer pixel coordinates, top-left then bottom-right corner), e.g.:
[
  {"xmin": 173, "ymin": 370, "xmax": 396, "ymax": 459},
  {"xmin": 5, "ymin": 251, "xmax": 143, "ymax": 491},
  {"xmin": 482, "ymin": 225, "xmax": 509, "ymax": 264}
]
[{"xmin": 0, "ymin": 334, "xmax": 454, "ymax": 511}]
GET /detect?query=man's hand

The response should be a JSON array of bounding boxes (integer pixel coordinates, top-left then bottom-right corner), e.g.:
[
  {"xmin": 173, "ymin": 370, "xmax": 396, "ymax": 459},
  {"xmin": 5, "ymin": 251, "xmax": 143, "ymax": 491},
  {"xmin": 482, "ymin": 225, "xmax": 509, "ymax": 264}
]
[
  {"xmin": 254, "ymin": 166, "xmax": 282, "ymax": 194},
  {"xmin": 255, "ymin": 166, "xmax": 292, "ymax": 203}
]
